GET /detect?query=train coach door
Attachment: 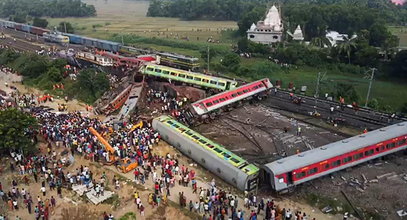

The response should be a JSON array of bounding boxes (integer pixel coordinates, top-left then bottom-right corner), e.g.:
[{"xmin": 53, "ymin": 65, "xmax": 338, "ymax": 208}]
[
  {"xmin": 225, "ymin": 81, "xmax": 232, "ymax": 90},
  {"xmin": 287, "ymin": 172, "xmax": 294, "ymax": 185}
]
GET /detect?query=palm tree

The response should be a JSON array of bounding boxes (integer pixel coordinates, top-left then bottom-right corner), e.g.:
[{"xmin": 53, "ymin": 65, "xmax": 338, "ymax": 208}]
[
  {"xmin": 337, "ymin": 36, "xmax": 357, "ymax": 64},
  {"xmin": 310, "ymin": 36, "xmax": 331, "ymax": 48}
]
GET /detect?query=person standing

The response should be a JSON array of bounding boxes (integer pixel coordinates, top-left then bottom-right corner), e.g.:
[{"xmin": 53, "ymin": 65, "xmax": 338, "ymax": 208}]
[{"xmin": 40, "ymin": 186, "xmax": 46, "ymax": 196}]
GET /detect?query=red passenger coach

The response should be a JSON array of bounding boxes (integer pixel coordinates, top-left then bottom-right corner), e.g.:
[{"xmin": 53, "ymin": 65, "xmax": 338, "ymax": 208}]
[
  {"xmin": 191, "ymin": 78, "xmax": 273, "ymax": 115},
  {"xmin": 264, "ymin": 122, "xmax": 407, "ymax": 191}
]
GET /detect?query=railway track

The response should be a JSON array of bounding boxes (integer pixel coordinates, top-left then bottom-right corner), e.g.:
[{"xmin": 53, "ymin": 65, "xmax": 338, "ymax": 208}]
[{"xmin": 265, "ymin": 90, "xmax": 404, "ymax": 130}]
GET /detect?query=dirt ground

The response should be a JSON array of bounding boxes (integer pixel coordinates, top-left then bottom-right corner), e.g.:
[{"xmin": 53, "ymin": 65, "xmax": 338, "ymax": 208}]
[{"xmin": 194, "ymin": 103, "xmax": 345, "ymax": 164}]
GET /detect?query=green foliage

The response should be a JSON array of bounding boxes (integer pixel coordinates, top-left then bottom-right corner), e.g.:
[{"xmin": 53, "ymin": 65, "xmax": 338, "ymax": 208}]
[
  {"xmin": 0, "ymin": 108, "xmax": 38, "ymax": 155},
  {"xmin": 389, "ymin": 50, "xmax": 407, "ymax": 78},
  {"xmin": 147, "ymin": 0, "xmax": 266, "ymax": 21},
  {"xmin": 401, "ymin": 103, "xmax": 407, "ymax": 116},
  {"xmin": 335, "ymin": 83, "xmax": 360, "ymax": 103},
  {"xmin": 113, "ymin": 34, "xmax": 230, "ymax": 57},
  {"xmin": 237, "ymin": 6, "xmax": 266, "ymax": 35},
  {"xmin": 367, "ymin": 98, "xmax": 379, "ymax": 110},
  {"xmin": 220, "ymin": 53, "xmax": 241, "ymax": 72},
  {"xmin": 33, "ymin": 17, "xmax": 48, "ymax": 28},
  {"xmin": 0, "ymin": 0, "xmax": 96, "ymax": 18},
  {"xmin": 11, "ymin": 53, "xmax": 49, "ymax": 78},
  {"xmin": 118, "ymin": 212, "xmax": 136, "ymax": 220},
  {"xmin": 57, "ymin": 22, "xmax": 75, "ymax": 33},
  {"xmin": 72, "ymin": 69, "xmax": 110, "ymax": 104}
]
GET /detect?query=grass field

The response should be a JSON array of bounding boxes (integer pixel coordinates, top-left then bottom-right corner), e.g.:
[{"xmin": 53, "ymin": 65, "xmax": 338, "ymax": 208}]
[
  {"xmin": 389, "ymin": 26, "xmax": 407, "ymax": 47},
  {"xmin": 47, "ymin": 0, "xmax": 237, "ymax": 43},
  {"xmin": 238, "ymin": 59, "xmax": 407, "ymax": 110}
]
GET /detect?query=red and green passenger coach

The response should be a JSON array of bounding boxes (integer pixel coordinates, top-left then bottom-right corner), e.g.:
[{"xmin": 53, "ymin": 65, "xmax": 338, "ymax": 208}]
[{"xmin": 264, "ymin": 122, "xmax": 407, "ymax": 191}]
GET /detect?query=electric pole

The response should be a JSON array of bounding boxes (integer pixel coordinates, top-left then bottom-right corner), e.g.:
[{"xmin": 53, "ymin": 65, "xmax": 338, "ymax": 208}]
[
  {"xmin": 207, "ymin": 45, "xmax": 210, "ymax": 73},
  {"xmin": 64, "ymin": 22, "xmax": 67, "ymax": 33},
  {"xmin": 314, "ymin": 72, "xmax": 326, "ymax": 113},
  {"xmin": 364, "ymin": 68, "xmax": 376, "ymax": 108}
]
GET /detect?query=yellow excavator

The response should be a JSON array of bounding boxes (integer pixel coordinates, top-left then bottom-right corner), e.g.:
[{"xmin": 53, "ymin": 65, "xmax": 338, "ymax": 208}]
[
  {"xmin": 89, "ymin": 127, "xmax": 138, "ymax": 173},
  {"xmin": 129, "ymin": 121, "xmax": 143, "ymax": 133}
]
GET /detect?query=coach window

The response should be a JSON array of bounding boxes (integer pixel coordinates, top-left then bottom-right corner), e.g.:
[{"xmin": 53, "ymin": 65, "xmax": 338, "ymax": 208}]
[
  {"xmin": 210, "ymin": 80, "xmax": 217, "ymax": 85},
  {"xmin": 237, "ymin": 91, "xmax": 243, "ymax": 95},
  {"xmin": 386, "ymin": 142, "xmax": 396, "ymax": 149},
  {"xmin": 296, "ymin": 172, "xmax": 306, "ymax": 179},
  {"xmin": 162, "ymin": 70, "xmax": 169, "ymax": 75},
  {"xmin": 253, "ymin": 85, "xmax": 259, "ymax": 90},
  {"xmin": 194, "ymin": 77, "xmax": 201, "ymax": 81},
  {"xmin": 231, "ymin": 93, "xmax": 238, "ymax": 98},
  {"xmin": 202, "ymin": 79, "xmax": 209, "ymax": 83},
  {"xmin": 170, "ymin": 72, "xmax": 177, "ymax": 76},
  {"xmin": 230, "ymin": 158, "xmax": 240, "ymax": 164},
  {"xmin": 218, "ymin": 82, "xmax": 225, "ymax": 87},
  {"xmin": 187, "ymin": 75, "xmax": 193, "ymax": 80},
  {"xmin": 307, "ymin": 167, "xmax": 318, "ymax": 175},
  {"xmin": 147, "ymin": 67, "xmax": 154, "ymax": 71},
  {"xmin": 206, "ymin": 144, "xmax": 214, "ymax": 149},
  {"xmin": 398, "ymin": 139, "xmax": 406, "ymax": 146},
  {"xmin": 213, "ymin": 100, "xmax": 219, "ymax": 104},
  {"xmin": 258, "ymin": 84, "xmax": 264, "ymax": 87},
  {"xmin": 219, "ymin": 98, "xmax": 226, "ymax": 102},
  {"xmin": 343, "ymin": 156, "xmax": 352, "ymax": 163},
  {"xmin": 206, "ymin": 102, "xmax": 213, "ymax": 107},
  {"xmin": 365, "ymin": 149, "xmax": 374, "ymax": 156},
  {"xmin": 353, "ymin": 153, "xmax": 363, "ymax": 160},
  {"xmin": 155, "ymin": 69, "xmax": 162, "ymax": 73},
  {"xmin": 179, "ymin": 74, "xmax": 186, "ymax": 78},
  {"xmin": 332, "ymin": 160, "xmax": 341, "ymax": 167},
  {"xmin": 324, "ymin": 164, "xmax": 330, "ymax": 169},
  {"xmin": 243, "ymin": 89, "xmax": 249, "ymax": 93},
  {"xmin": 380, "ymin": 146, "xmax": 385, "ymax": 151}
]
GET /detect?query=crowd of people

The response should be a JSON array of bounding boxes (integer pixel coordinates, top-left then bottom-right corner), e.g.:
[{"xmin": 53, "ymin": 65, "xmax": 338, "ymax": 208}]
[{"xmin": 146, "ymin": 88, "xmax": 193, "ymax": 125}]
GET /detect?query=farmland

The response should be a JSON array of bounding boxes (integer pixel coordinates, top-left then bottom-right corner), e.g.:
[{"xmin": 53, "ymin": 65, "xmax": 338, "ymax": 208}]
[{"xmin": 47, "ymin": 0, "xmax": 237, "ymax": 43}]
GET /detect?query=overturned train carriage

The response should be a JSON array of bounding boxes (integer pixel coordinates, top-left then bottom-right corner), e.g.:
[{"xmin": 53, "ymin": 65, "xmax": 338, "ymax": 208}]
[
  {"xmin": 153, "ymin": 116, "xmax": 259, "ymax": 191},
  {"xmin": 264, "ymin": 122, "xmax": 407, "ymax": 191}
]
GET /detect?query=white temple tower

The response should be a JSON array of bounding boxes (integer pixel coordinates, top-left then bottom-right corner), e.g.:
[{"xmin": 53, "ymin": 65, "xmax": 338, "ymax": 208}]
[{"xmin": 247, "ymin": 5, "xmax": 284, "ymax": 44}]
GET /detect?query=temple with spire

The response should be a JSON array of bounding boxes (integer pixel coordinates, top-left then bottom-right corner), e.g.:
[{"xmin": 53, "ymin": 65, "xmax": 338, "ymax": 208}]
[{"xmin": 247, "ymin": 5, "xmax": 284, "ymax": 44}]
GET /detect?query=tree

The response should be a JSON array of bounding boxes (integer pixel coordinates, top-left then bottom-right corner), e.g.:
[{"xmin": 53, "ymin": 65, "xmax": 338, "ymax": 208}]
[
  {"xmin": 0, "ymin": 108, "xmax": 38, "ymax": 155},
  {"xmin": 381, "ymin": 34, "xmax": 399, "ymax": 60},
  {"xmin": 221, "ymin": 53, "xmax": 241, "ymax": 72},
  {"xmin": 46, "ymin": 67, "xmax": 62, "ymax": 82},
  {"xmin": 57, "ymin": 22, "xmax": 74, "ymax": 33},
  {"xmin": 76, "ymin": 69, "xmax": 110, "ymax": 104},
  {"xmin": 335, "ymin": 83, "xmax": 359, "ymax": 103},
  {"xmin": 33, "ymin": 17, "xmax": 48, "ymax": 28},
  {"xmin": 401, "ymin": 102, "xmax": 407, "ymax": 116},
  {"xmin": 310, "ymin": 36, "xmax": 331, "ymax": 48},
  {"xmin": 237, "ymin": 6, "xmax": 266, "ymax": 35},
  {"xmin": 390, "ymin": 50, "xmax": 407, "ymax": 78},
  {"xmin": 337, "ymin": 36, "xmax": 357, "ymax": 64}
]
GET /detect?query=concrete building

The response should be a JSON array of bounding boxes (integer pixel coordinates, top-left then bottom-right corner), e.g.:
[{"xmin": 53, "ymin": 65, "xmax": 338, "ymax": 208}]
[
  {"xmin": 247, "ymin": 5, "xmax": 283, "ymax": 44},
  {"xmin": 287, "ymin": 25, "xmax": 304, "ymax": 41}
]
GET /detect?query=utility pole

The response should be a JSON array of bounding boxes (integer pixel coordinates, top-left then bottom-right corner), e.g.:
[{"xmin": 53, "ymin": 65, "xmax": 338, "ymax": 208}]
[
  {"xmin": 364, "ymin": 68, "xmax": 376, "ymax": 108},
  {"xmin": 121, "ymin": 35, "xmax": 124, "ymax": 45},
  {"xmin": 207, "ymin": 45, "xmax": 210, "ymax": 73},
  {"xmin": 314, "ymin": 72, "xmax": 326, "ymax": 114},
  {"xmin": 64, "ymin": 22, "xmax": 67, "ymax": 33}
]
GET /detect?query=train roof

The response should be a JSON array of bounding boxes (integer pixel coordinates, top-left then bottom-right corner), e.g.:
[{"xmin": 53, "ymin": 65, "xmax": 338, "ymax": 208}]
[
  {"xmin": 193, "ymin": 78, "xmax": 271, "ymax": 105},
  {"xmin": 158, "ymin": 52, "xmax": 198, "ymax": 61},
  {"xmin": 155, "ymin": 115, "xmax": 259, "ymax": 175},
  {"xmin": 144, "ymin": 63, "xmax": 237, "ymax": 83},
  {"xmin": 191, "ymin": 78, "xmax": 272, "ymax": 114},
  {"xmin": 263, "ymin": 122, "xmax": 407, "ymax": 175}
]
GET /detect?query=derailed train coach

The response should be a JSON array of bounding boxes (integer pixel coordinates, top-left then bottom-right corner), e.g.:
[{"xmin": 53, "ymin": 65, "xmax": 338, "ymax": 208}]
[
  {"xmin": 264, "ymin": 122, "xmax": 407, "ymax": 191},
  {"xmin": 152, "ymin": 115, "xmax": 259, "ymax": 192}
]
